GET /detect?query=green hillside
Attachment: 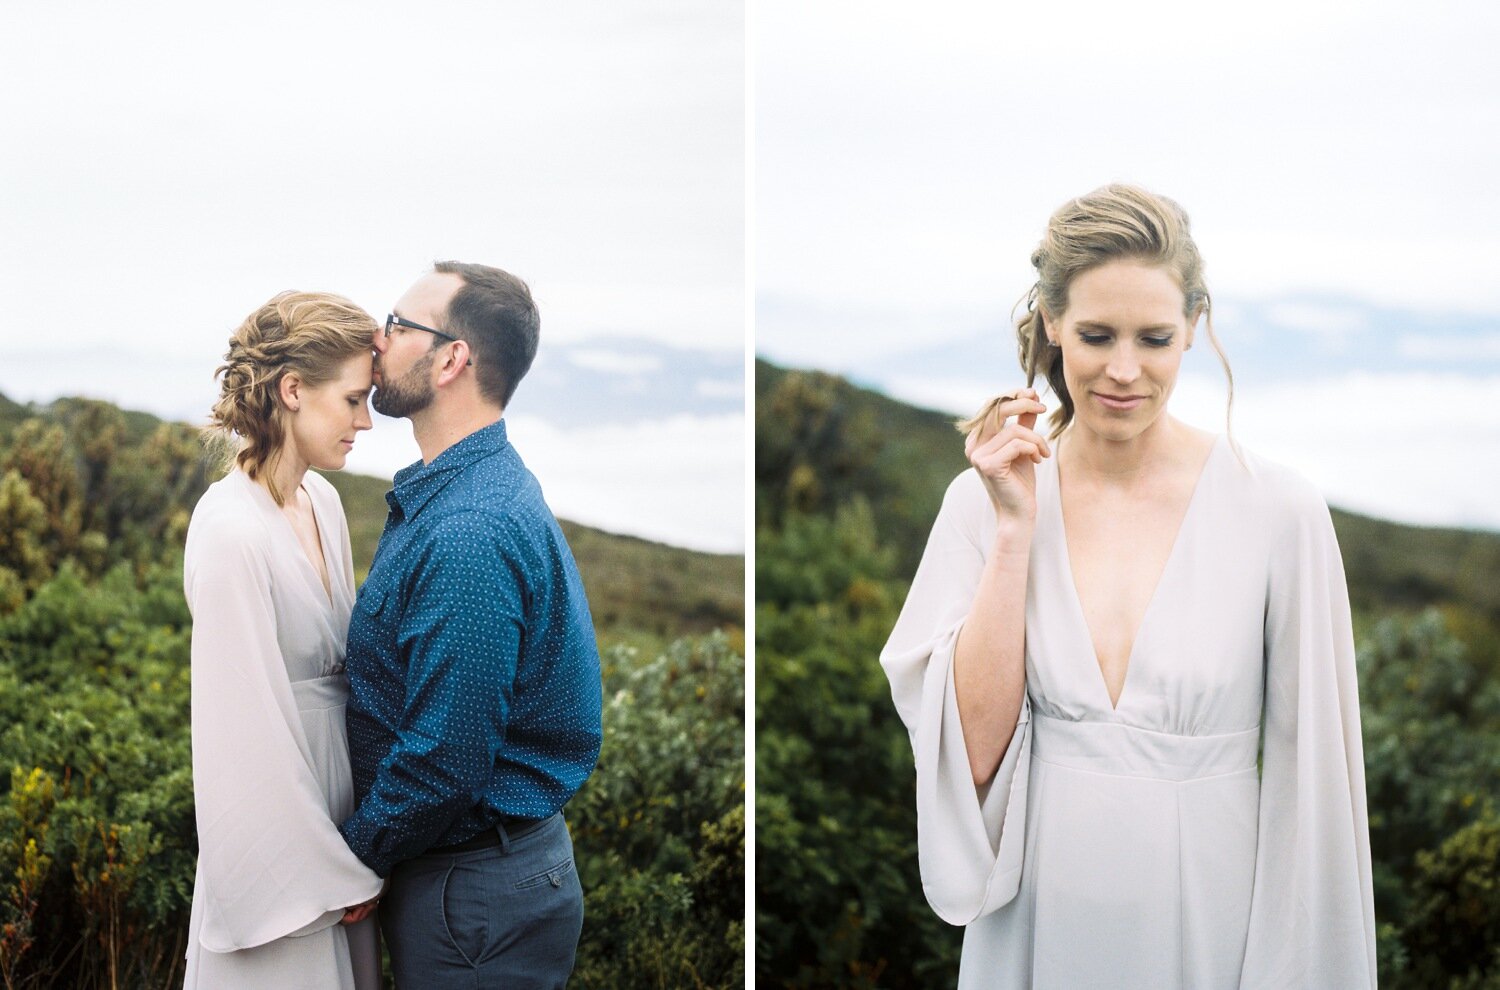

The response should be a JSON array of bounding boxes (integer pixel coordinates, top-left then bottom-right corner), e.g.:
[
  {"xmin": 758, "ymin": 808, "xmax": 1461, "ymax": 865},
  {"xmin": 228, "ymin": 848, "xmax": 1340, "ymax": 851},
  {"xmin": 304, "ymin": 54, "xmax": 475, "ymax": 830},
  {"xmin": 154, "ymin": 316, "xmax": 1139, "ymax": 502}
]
[
  {"xmin": 0, "ymin": 391, "xmax": 27, "ymax": 427},
  {"xmin": 1, "ymin": 392, "xmax": 742, "ymax": 640},
  {"xmin": 756, "ymin": 356, "xmax": 1500, "ymax": 621}
]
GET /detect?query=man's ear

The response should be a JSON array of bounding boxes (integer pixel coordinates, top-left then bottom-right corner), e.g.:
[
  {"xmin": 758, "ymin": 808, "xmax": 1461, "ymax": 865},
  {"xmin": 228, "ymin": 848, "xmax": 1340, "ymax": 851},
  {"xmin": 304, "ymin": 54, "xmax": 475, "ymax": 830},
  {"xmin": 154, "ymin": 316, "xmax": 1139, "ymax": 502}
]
[
  {"xmin": 434, "ymin": 341, "xmax": 471, "ymax": 388},
  {"xmin": 278, "ymin": 373, "xmax": 302, "ymax": 412}
]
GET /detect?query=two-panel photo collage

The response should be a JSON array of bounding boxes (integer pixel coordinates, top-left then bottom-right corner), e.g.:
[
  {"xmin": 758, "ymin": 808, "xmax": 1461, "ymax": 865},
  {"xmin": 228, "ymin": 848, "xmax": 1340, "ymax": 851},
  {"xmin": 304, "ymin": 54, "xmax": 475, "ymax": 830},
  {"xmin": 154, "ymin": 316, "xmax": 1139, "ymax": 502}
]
[{"xmin": 1, "ymin": 2, "xmax": 1495, "ymax": 988}]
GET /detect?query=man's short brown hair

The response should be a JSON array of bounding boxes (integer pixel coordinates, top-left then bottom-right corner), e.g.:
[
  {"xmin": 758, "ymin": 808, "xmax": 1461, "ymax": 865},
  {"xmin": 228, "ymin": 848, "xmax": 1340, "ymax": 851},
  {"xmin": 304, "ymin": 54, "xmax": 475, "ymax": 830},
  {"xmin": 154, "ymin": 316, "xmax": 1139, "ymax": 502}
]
[{"xmin": 434, "ymin": 260, "xmax": 540, "ymax": 408}]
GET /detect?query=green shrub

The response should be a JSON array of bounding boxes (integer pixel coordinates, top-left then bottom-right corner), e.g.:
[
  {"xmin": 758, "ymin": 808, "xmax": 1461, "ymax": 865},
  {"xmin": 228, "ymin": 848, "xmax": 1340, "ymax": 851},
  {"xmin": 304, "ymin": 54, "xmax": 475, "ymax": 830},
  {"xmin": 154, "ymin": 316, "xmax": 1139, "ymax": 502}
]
[
  {"xmin": 0, "ymin": 563, "xmax": 744, "ymax": 989},
  {"xmin": 1398, "ymin": 812, "xmax": 1500, "ymax": 989},
  {"xmin": 0, "ymin": 557, "xmax": 195, "ymax": 988},
  {"xmin": 1359, "ymin": 610, "xmax": 1500, "ymax": 935},
  {"xmin": 755, "ymin": 506, "xmax": 961, "ymax": 988},
  {"xmin": 570, "ymin": 635, "xmax": 746, "ymax": 990}
]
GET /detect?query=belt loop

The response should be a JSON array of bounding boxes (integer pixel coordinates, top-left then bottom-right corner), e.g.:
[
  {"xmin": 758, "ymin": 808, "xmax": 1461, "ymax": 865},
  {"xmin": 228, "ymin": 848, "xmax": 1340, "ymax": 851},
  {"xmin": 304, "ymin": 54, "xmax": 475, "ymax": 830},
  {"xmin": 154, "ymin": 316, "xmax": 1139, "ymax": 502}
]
[{"xmin": 496, "ymin": 819, "xmax": 512, "ymax": 854}]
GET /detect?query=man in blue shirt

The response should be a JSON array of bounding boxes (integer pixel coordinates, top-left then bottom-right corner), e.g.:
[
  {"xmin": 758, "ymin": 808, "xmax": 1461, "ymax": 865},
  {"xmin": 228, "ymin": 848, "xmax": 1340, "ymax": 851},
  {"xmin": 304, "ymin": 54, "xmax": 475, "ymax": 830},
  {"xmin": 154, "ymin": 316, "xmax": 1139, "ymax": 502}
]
[{"xmin": 337, "ymin": 261, "xmax": 603, "ymax": 986}]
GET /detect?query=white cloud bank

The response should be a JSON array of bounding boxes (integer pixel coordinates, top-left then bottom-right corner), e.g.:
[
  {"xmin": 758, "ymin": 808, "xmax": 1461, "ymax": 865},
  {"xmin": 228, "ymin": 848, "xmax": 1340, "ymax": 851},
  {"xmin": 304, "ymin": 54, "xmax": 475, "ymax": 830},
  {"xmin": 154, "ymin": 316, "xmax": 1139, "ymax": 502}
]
[
  {"xmin": 1174, "ymin": 371, "xmax": 1500, "ymax": 532},
  {"xmin": 566, "ymin": 349, "xmax": 666, "ymax": 376},
  {"xmin": 344, "ymin": 412, "xmax": 745, "ymax": 554}
]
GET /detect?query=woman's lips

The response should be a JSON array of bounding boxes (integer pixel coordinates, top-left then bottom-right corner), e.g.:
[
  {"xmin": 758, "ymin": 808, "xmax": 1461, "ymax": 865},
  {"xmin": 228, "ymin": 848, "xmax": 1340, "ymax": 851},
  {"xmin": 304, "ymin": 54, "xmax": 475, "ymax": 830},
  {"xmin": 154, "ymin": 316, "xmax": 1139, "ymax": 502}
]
[{"xmin": 1093, "ymin": 392, "xmax": 1146, "ymax": 412}]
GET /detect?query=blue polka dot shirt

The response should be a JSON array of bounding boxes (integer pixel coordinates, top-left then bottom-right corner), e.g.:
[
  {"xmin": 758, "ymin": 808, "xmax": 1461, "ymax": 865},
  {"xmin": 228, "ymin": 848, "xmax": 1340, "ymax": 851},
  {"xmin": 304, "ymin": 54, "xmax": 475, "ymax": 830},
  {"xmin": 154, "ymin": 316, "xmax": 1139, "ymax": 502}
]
[{"xmin": 339, "ymin": 419, "xmax": 603, "ymax": 876}]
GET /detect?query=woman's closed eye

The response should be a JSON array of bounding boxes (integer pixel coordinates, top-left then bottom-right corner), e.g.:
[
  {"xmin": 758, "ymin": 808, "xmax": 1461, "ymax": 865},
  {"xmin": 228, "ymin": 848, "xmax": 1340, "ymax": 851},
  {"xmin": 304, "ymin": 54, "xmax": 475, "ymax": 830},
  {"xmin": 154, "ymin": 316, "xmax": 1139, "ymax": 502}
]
[{"xmin": 1078, "ymin": 332, "xmax": 1174, "ymax": 347}]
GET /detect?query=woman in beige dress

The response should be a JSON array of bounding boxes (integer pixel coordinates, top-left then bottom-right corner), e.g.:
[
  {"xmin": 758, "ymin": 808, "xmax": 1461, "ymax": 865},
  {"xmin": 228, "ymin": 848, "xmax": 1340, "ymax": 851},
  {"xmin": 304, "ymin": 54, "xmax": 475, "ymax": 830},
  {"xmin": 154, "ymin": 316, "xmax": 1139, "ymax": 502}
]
[
  {"xmin": 182, "ymin": 292, "xmax": 385, "ymax": 989},
  {"xmin": 881, "ymin": 185, "xmax": 1377, "ymax": 988}
]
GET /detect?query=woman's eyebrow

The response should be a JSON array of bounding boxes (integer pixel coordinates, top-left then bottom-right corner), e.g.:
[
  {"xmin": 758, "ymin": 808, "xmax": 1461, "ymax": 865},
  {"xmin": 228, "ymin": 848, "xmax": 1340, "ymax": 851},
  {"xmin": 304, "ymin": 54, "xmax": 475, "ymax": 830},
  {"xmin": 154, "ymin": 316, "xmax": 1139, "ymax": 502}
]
[{"xmin": 1074, "ymin": 320, "xmax": 1177, "ymax": 333}]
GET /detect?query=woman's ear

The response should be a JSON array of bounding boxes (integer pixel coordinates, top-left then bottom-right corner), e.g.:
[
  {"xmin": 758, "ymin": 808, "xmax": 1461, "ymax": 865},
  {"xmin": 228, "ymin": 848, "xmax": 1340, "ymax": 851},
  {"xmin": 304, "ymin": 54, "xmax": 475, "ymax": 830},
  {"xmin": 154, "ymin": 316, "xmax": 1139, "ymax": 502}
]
[
  {"xmin": 279, "ymin": 373, "xmax": 302, "ymax": 412},
  {"xmin": 1039, "ymin": 308, "xmax": 1059, "ymax": 348}
]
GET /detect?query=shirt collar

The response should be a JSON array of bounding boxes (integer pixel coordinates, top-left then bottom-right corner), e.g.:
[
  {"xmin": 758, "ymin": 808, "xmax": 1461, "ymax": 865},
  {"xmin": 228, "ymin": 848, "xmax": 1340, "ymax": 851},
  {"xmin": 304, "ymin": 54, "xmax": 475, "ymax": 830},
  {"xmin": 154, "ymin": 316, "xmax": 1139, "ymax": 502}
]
[{"xmin": 386, "ymin": 418, "xmax": 509, "ymax": 520}]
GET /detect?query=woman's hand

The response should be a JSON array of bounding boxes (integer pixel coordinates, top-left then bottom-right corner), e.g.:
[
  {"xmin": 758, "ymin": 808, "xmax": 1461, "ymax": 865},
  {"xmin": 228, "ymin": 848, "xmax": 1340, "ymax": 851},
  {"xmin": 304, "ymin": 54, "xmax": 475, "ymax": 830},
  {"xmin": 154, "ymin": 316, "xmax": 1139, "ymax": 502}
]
[
  {"xmin": 963, "ymin": 388, "xmax": 1051, "ymax": 522},
  {"xmin": 341, "ymin": 878, "xmax": 389, "ymax": 924},
  {"xmin": 341, "ymin": 897, "xmax": 378, "ymax": 925}
]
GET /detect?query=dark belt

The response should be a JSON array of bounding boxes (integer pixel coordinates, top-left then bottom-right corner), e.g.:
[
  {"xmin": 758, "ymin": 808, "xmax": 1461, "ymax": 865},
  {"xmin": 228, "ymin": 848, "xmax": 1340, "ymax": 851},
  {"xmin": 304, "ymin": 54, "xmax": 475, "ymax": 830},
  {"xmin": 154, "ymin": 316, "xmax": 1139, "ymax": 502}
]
[{"xmin": 428, "ymin": 814, "xmax": 551, "ymax": 854}]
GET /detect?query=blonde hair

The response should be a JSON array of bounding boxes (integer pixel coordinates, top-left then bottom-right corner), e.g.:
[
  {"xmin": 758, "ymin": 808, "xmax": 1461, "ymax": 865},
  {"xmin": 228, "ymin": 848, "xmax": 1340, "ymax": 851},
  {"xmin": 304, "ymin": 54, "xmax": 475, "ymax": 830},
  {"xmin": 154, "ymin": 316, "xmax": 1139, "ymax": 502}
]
[
  {"xmin": 207, "ymin": 291, "xmax": 376, "ymax": 505},
  {"xmin": 959, "ymin": 184, "xmax": 1233, "ymax": 439}
]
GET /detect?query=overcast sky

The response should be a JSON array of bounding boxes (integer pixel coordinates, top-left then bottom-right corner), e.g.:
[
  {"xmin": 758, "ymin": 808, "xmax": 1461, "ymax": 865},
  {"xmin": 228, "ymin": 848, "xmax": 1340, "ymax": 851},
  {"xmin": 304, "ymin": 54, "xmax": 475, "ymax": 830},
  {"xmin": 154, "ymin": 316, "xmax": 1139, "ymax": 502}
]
[
  {"xmin": 755, "ymin": 0, "xmax": 1500, "ymax": 532},
  {"xmin": 5, "ymin": 1, "xmax": 1498, "ymax": 546},
  {"xmin": 0, "ymin": 0, "xmax": 745, "ymax": 552}
]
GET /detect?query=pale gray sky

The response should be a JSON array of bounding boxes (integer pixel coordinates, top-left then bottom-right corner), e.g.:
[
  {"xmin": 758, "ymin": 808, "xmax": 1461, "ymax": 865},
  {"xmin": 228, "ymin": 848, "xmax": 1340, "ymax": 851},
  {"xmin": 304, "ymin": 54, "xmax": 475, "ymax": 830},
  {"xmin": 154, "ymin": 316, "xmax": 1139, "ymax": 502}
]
[
  {"xmin": 755, "ymin": 0, "xmax": 1500, "ymax": 531},
  {"xmin": 758, "ymin": 0, "xmax": 1500, "ymax": 326},
  {"xmin": 1, "ymin": 0, "xmax": 745, "ymax": 552}
]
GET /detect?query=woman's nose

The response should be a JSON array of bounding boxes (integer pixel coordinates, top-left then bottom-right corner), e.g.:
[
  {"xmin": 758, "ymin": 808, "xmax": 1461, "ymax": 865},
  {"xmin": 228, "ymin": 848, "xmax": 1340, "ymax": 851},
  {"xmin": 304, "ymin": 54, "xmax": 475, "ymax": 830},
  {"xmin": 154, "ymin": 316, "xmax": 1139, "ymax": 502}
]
[{"xmin": 1106, "ymin": 345, "xmax": 1141, "ymax": 383}]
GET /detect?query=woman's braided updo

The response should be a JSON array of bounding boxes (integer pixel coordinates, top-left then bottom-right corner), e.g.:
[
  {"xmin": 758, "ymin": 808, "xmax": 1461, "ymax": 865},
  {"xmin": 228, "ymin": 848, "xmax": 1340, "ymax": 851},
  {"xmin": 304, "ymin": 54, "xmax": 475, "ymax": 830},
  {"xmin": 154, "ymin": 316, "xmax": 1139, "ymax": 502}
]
[{"xmin": 207, "ymin": 291, "xmax": 377, "ymax": 505}]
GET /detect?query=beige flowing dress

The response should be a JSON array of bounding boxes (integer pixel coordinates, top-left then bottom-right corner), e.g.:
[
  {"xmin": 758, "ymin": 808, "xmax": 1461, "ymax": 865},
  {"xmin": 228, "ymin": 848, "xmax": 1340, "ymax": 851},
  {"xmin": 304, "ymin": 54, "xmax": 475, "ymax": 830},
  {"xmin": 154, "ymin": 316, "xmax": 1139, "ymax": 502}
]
[
  {"xmin": 182, "ymin": 469, "xmax": 384, "ymax": 990},
  {"xmin": 881, "ymin": 436, "xmax": 1377, "ymax": 988}
]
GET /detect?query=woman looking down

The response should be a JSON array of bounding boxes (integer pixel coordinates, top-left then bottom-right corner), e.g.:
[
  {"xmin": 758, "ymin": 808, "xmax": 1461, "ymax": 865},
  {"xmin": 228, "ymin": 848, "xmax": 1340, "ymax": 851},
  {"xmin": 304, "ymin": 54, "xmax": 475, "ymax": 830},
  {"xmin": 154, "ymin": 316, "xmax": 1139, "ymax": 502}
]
[
  {"xmin": 880, "ymin": 184, "xmax": 1376, "ymax": 988},
  {"xmin": 182, "ymin": 291, "xmax": 385, "ymax": 989}
]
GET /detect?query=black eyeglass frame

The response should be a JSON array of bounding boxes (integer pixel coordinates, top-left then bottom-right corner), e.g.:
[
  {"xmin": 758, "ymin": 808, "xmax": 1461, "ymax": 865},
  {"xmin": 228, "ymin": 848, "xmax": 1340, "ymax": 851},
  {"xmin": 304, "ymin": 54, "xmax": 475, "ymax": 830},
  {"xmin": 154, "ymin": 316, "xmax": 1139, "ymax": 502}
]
[{"xmin": 384, "ymin": 313, "xmax": 473, "ymax": 366}]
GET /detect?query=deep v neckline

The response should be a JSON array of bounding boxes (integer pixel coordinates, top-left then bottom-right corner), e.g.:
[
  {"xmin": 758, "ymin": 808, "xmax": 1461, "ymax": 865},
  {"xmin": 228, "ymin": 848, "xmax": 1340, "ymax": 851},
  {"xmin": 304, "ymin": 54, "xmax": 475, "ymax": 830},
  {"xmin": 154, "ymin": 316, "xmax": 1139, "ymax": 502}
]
[
  {"xmin": 1052, "ymin": 434, "xmax": 1222, "ymax": 712},
  {"xmin": 295, "ymin": 483, "xmax": 337, "ymax": 612},
  {"xmin": 240, "ymin": 471, "xmax": 338, "ymax": 613}
]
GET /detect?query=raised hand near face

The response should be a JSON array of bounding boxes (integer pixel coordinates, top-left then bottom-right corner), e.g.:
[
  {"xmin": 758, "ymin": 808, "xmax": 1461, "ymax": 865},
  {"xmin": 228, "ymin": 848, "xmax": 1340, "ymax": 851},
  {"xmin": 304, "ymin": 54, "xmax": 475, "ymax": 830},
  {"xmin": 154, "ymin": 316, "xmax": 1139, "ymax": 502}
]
[{"xmin": 963, "ymin": 388, "xmax": 1051, "ymax": 523}]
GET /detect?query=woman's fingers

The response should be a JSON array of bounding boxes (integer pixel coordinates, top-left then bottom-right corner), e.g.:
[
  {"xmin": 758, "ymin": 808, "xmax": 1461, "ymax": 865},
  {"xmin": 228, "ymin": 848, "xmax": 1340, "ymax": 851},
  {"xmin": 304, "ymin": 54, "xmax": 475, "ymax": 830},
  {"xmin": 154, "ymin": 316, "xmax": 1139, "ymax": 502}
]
[
  {"xmin": 964, "ymin": 425, "xmax": 981, "ymax": 459},
  {"xmin": 341, "ymin": 897, "xmax": 380, "ymax": 924},
  {"xmin": 973, "ymin": 393, "xmax": 1046, "ymax": 444},
  {"xmin": 973, "ymin": 437, "xmax": 1043, "ymax": 472},
  {"xmin": 972, "ymin": 399, "xmax": 1044, "ymax": 447},
  {"xmin": 968, "ymin": 423, "xmax": 1051, "ymax": 465}
]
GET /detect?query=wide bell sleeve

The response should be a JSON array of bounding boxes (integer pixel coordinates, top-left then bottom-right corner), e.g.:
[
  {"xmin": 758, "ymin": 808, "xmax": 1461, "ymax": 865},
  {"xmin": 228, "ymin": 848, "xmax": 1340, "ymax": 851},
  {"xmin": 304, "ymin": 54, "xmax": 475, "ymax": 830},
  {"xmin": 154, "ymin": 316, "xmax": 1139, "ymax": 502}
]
[
  {"xmin": 879, "ymin": 471, "xmax": 1031, "ymax": 926},
  {"xmin": 1239, "ymin": 478, "xmax": 1377, "ymax": 988},
  {"xmin": 184, "ymin": 510, "xmax": 384, "ymax": 953}
]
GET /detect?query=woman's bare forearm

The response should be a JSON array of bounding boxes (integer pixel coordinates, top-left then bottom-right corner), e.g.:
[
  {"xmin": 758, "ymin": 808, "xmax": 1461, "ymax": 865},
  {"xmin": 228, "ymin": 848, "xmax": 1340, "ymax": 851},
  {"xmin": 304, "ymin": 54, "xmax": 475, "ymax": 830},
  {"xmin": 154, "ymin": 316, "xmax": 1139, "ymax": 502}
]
[{"xmin": 953, "ymin": 518, "xmax": 1032, "ymax": 788}]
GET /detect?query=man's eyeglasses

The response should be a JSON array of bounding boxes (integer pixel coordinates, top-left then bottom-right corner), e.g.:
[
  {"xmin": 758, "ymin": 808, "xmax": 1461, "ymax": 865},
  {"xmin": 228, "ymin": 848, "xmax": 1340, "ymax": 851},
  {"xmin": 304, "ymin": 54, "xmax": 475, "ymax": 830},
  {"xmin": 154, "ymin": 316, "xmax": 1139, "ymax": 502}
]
[{"xmin": 384, "ymin": 314, "xmax": 472, "ymax": 366}]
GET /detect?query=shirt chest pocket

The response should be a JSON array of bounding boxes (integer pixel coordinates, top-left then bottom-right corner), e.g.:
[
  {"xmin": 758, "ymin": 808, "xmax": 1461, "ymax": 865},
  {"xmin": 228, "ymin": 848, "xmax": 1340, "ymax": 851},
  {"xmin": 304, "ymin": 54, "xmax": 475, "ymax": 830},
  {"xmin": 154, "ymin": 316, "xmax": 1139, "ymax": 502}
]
[{"xmin": 350, "ymin": 581, "xmax": 401, "ymax": 647}]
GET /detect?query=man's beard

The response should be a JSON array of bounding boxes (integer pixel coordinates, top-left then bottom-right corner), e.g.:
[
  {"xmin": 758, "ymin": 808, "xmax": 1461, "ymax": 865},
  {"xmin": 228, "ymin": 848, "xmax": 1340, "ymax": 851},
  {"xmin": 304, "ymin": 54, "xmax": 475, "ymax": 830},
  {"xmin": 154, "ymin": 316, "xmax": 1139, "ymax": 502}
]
[{"xmin": 372, "ymin": 350, "xmax": 436, "ymax": 418}]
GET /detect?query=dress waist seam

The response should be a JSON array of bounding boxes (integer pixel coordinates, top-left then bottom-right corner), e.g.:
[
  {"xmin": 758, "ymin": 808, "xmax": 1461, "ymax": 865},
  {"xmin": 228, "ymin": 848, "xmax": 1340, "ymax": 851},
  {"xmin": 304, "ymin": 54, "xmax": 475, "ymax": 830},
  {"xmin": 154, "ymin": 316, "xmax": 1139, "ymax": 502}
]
[
  {"xmin": 289, "ymin": 673, "xmax": 349, "ymax": 711},
  {"xmin": 1031, "ymin": 754, "xmax": 1258, "ymax": 784},
  {"xmin": 1030, "ymin": 711, "xmax": 1260, "ymax": 741},
  {"xmin": 1030, "ymin": 712, "xmax": 1259, "ymax": 782}
]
